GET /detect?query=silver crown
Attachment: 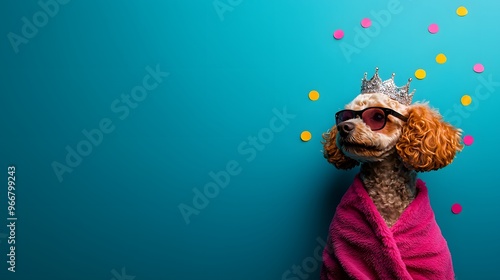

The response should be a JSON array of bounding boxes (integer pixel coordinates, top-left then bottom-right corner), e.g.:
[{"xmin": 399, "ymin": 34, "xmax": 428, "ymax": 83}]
[{"xmin": 360, "ymin": 67, "xmax": 415, "ymax": 105}]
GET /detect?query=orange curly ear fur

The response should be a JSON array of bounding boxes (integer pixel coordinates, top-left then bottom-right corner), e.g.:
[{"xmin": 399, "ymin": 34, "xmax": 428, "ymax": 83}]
[
  {"xmin": 322, "ymin": 126, "xmax": 359, "ymax": 170},
  {"xmin": 396, "ymin": 104, "xmax": 463, "ymax": 172}
]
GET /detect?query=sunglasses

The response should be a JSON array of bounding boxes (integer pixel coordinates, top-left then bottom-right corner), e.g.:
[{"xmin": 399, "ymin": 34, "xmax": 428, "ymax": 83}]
[{"xmin": 335, "ymin": 107, "xmax": 408, "ymax": 131}]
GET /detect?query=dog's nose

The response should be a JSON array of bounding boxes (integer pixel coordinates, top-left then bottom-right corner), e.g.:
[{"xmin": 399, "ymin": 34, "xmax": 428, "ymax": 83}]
[{"xmin": 338, "ymin": 122, "xmax": 355, "ymax": 137}]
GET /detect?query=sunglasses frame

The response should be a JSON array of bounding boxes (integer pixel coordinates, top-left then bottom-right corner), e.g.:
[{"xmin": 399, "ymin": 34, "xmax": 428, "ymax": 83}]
[{"xmin": 335, "ymin": 107, "xmax": 408, "ymax": 131}]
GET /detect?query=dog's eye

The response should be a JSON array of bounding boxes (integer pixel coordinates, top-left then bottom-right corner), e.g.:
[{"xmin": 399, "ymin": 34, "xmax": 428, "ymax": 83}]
[{"xmin": 372, "ymin": 112, "xmax": 385, "ymax": 121}]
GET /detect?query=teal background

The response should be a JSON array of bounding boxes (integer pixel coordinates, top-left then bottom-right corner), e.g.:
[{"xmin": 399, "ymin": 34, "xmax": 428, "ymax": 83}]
[{"xmin": 1, "ymin": 0, "xmax": 498, "ymax": 279}]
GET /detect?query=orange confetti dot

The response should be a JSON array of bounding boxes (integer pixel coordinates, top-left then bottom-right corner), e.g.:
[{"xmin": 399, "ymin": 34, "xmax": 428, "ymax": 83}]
[{"xmin": 300, "ymin": 131, "xmax": 312, "ymax": 142}]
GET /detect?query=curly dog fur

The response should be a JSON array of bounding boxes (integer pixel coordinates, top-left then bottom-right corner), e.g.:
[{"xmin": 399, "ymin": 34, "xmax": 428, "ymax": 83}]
[{"xmin": 323, "ymin": 93, "xmax": 463, "ymax": 227}]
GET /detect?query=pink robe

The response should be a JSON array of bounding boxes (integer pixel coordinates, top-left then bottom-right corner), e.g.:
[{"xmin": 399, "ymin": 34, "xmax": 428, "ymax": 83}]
[{"xmin": 321, "ymin": 175, "xmax": 454, "ymax": 280}]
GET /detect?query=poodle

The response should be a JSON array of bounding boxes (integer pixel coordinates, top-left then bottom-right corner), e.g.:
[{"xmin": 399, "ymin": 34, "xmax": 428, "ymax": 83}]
[
  {"xmin": 319, "ymin": 68, "xmax": 463, "ymax": 279},
  {"xmin": 322, "ymin": 68, "xmax": 463, "ymax": 227}
]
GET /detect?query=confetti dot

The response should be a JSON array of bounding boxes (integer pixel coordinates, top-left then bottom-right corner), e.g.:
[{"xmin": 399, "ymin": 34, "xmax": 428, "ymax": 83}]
[
  {"xmin": 333, "ymin": 30, "xmax": 344, "ymax": 40},
  {"xmin": 428, "ymin": 23, "xmax": 439, "ymax": 34},
  {"xmin": 461, "ymin": 95, "xmax": 472, "ymax": 106},
  {"xmin": 414, "ymin": 69, "xmax": 426, "ymax": 80},
  {"xmin": 309, "ymin": 90, "xmax": 320, "ymax": 101},
  {"xmin": 463, "ymin": 135, "xmax": 474, "ymax": 146},
  {"xmin": 300, "ymin": 131, "xmax": 312, "ymax": 142},
  {"xmin": 435, "ymin": 53, "xmax": 447, "ymax": 64},
  {"xmin": 361, "ymin": 18, "xmax": 372, "ymax": 28},
  {"xmin": 456, "ymin": 6, "xmax": 468, "ymax": 17},
  {"xmin": 451, "ymin": 203, "xmax": 462, "ymax": 214},
  {"xmin": 473, "ymin": 63, "xmax": 484, "ymax": 73}
]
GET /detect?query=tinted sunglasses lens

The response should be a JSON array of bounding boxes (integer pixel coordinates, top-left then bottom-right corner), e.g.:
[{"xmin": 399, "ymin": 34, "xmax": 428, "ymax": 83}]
[
  {"xmin": 336, "ymin": 110, "xmax": 355, "ymax": 124},
  {"xmin": 362, "ymin": 108, "xmax": 386, "ymax": 130}
]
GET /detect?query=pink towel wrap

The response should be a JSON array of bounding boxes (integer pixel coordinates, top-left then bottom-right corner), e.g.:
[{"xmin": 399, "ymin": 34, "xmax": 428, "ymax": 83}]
[{"xmin": 321, "ymin": 175, "xmax": 454, "ymax": 280}]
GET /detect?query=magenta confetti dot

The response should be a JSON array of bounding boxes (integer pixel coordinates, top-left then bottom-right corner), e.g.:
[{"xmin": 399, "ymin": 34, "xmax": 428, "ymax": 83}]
[
  {"xmin": 333, "ymin": 29, "xmax": 344, "ymax": 40},
  {"xmin": 428, "ymin": 23, "xmax": 439, "ymax": 34},
  {"xmin": 361, "ymin": 18, "xmax": 372, "ymax": 28},
  {"xmin": 473, "ymin": 63, "xmax": 484, "ymax": 73},
  {"xmin": 463, "ymin": 135, "xmax": 474, "ymax": 146},
  {"xmin": 451, "ymin": 203, "xmax": 462, "ymax": 214}
]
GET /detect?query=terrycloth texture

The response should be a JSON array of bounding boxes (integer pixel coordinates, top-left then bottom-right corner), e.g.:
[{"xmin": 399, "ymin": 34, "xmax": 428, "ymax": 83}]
[{"xmin": 321, "ymin": 175, "xmax": 454, "ymax": 280}]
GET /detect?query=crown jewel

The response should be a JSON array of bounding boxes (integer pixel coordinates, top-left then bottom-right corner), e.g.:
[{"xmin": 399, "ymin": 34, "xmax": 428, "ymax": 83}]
[{"xmin": 360, "ymin": 67, "xmax": 415, "ymax": 105}]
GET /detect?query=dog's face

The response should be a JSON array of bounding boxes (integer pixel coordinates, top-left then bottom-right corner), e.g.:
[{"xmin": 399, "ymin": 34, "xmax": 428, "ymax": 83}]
[
  {"xmin": 335, "ymin": 93, "xmax": 408, "ymax": 162},
  {"xmin": 323, "ymin": 93, "xmax": 463, "ymax": 171}
]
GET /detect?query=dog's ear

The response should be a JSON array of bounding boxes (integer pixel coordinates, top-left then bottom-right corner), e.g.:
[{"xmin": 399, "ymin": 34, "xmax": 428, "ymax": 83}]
[
  {"xmin": 396, "ymin": 103, "xmax": 463, "ymax": 172},
  {"xmin": 322, "ymin": 126, "xmax": 359, "ymax": 170}
]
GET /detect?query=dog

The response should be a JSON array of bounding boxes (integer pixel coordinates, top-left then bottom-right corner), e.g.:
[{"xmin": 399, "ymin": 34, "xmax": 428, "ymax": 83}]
[
  {"xmin": 322, "ymin": 68, "xmax": 463, "ymax": 227},
  {"xmin": 319, "ymin": 68, "xmax": 463, "ymax": 279}
]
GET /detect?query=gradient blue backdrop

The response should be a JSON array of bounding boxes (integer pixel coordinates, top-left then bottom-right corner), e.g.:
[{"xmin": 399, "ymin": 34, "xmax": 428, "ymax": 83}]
[{"xmin": 1, "ymin": 0, "xmax": 498, "ymax": 279}]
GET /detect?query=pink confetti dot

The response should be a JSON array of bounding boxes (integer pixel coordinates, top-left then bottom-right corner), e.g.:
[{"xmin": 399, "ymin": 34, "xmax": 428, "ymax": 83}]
[
  {"xmin": 451, "ymin": 203, "xmax": 462, "ymax": 214},
  {"xmin": 463, "ymin": 135, "xmax": 474, "ymax": 146},
  {"xmin": 473, "ymin": 63, "xmax": 484, "ymax": 73},
  {"xmin": 428, "ymin": 23, "xmax": 439, "ymax": 34},
  {"xmin": 361, "ymin": 18, "xmax": 372, "ymax": 28},
  {"xmin": 333, "ymin": 29, "xmax": 344, "ymax": 40}
]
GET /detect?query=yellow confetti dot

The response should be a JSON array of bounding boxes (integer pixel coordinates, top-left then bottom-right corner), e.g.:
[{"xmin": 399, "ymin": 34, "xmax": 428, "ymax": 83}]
[
  {"xmin": 457, "ymin": 6, "xmax": 468, "ymax": 17},
  {"xmin": 436, "ymin": 53, "xmax": 447, "ymax": 64},
  {"xmin": 309, "ymin": 90, "xmax": 320, "ymax": 101},
  {"xmin": 300, "ymin": 131, "xmax": 312, "ymax": 142},
  {"xmin": 461, "ymin": 95, "xmax": 472, "ymax": 106},
  {"xmin": 415, "ymin": 69, "xmax": 426, "ymax": 80}
]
